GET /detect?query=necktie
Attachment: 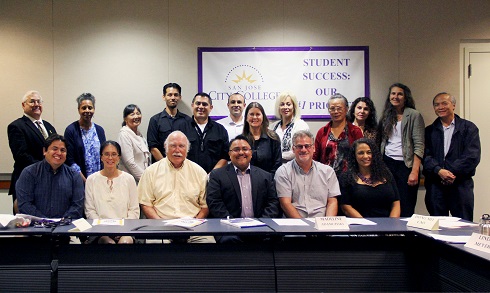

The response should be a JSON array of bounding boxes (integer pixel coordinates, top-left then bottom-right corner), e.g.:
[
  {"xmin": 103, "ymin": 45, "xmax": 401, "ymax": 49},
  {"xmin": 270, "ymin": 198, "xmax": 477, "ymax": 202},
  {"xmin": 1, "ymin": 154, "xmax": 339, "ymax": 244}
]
[{"xmin": 36, "ymin": 121, "xmax": 48, "ymax": 139}]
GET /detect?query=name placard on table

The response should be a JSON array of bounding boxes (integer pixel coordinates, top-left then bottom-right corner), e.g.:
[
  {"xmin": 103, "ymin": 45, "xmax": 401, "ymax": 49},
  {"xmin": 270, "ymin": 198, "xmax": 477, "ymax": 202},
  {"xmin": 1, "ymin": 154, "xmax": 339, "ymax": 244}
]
[
  {"xmin": 407, "ymin": 214, "xmax": 439, "ymax": 230},
  {"xmin": 465, "ymin": 233, "xmax": 490, "ymax": 254},
  {"xmin": 314, "ymin": 216, "xmax": 349, "ymax": 231}
]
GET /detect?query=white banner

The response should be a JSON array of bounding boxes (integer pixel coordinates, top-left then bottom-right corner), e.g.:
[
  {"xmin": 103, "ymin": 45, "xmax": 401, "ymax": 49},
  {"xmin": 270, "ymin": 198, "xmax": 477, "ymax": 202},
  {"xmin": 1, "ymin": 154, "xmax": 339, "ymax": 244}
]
[{"xmin": 198, "ymin": 46, "xmax": 369, "ymax": 119}]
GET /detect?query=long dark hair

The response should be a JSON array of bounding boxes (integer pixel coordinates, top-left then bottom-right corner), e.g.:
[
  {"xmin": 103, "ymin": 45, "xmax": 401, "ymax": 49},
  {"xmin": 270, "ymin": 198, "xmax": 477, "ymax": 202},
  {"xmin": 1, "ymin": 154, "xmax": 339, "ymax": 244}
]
[
  {"xmin": 347, "ymin": 97, "xmax": 378, "ymax": 131},
  {"xmin": 243, "ymin": 102, "xmax": 279, "ymax": 144},
  {"xmin": 342, "ymin": 138, "xmax": 393, "ymax": 185},
  {"xmin": 379, "ymin": 83, "xmax": 416, "ymax": 140}
]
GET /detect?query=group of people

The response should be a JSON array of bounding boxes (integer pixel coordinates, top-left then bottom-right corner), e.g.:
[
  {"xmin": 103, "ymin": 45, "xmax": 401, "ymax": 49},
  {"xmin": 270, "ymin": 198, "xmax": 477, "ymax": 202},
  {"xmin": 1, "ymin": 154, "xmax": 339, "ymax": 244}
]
[{"xmin": 7, "ymin": 82, "xmax": 481, "ymax": 244}]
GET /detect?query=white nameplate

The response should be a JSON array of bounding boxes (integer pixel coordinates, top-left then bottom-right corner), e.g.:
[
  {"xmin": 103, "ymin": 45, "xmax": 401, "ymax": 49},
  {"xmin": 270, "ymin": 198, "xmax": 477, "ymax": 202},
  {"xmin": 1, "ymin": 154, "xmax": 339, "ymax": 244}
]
[
  {"xmin": 465, "ymin": 233, "xmax": 490, "ymax": 253},
  {"xmin": 407, "ymin": 214, "xmax": 439, "ymax": 230},
  {"xmin": 314, "ymin": 216, "xmax": 349, "ymax": 231},
  {"xmin": 68, "ymin": 218, "xmax": 93, "ymax": 232}
]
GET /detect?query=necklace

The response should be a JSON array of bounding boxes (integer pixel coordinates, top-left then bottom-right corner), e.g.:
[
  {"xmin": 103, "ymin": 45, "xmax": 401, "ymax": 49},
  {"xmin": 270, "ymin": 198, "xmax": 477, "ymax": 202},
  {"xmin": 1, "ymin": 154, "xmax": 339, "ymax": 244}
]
[{"xmin": 357, "ymin": 172, "xmax": 374, "ymax": 185}]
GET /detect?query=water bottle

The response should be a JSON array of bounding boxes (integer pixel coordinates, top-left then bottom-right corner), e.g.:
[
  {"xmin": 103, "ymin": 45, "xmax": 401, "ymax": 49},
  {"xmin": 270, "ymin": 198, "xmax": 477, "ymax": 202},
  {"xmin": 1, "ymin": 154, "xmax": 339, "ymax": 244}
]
[{"xmin": 479, "ymin": 214, "xmax": 490, "ymax": 236}]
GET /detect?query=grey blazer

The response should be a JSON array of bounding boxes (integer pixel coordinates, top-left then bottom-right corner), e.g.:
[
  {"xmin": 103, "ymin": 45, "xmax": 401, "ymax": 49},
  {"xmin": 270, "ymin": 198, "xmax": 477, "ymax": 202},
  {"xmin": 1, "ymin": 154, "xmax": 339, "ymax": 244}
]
[{"xmin": 381, "ymin": 107, "xmax": 425, "ymax": 168}]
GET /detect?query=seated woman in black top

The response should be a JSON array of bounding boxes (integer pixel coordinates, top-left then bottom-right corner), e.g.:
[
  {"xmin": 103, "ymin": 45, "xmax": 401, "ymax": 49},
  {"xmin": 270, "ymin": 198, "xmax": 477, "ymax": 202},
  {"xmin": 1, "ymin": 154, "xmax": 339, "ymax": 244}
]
[{"xmin": 340, "ymin": 138, "xmax": 400, "ymax": 218}]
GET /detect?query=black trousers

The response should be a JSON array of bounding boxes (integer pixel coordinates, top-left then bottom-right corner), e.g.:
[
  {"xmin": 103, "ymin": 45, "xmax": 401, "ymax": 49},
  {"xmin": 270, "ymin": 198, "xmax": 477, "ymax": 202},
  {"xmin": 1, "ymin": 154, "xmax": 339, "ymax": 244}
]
[
  {"xmin": 384, "ymin": 155, "xmax": 419, "ymax": 217},
  {"xmin": 424, "ymin": 177, "xmax": 474, "ymax": 221}
]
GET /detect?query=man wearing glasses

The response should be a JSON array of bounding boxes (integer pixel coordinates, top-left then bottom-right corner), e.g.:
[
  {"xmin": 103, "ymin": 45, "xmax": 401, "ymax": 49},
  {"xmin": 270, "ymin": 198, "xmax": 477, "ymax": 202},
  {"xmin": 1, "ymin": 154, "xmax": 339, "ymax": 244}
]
[
  {"xmin": 7, "ymin": 90, "xmax": 57, "ymax": 211},
  {"xmin": 16, "ymin": 134, "xmax": 84, "ymax": 219},
  {"xmin": 207, "ymin": 135, "xmax": 280, "ymax": 242},
  {"xmin": 275, "ymin": 130, "xmax": 340, "ymax": 218}
]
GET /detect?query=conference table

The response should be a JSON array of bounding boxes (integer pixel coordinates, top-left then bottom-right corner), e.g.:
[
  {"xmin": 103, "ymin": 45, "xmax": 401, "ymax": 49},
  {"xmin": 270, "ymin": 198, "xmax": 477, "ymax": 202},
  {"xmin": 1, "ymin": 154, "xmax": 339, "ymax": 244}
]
[{"xmin": 0, "ymin": 218, "xmax": 489, "ymax": 292}]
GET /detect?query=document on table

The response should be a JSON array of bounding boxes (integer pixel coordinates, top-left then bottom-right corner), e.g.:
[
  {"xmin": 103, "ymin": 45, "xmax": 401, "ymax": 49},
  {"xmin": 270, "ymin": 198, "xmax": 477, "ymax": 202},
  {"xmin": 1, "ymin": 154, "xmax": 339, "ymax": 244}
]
[
  {"xmin": 346, "ymin": 218, "xmax": 377, "ymax": 225},
  {"xmin": 272, "ymin": 218, "xmax": 309, "ymax": 226},
  {"xmin": 438, "ymin": 220, "xmax": 478, "ymax": 228},
  {"xmin": 429, "ymin": 233, "xmax": 471, "ymax": 244},
  {"xmin": 303, "ymin": 217, "xmax": 376, "ymax": 226}
]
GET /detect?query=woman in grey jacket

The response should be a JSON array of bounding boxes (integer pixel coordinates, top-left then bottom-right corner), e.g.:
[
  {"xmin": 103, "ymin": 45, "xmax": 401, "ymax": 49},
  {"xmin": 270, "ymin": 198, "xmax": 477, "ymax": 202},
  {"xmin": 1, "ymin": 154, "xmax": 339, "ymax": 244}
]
[{"xmin": 379, "ymin": 83, "xmax": 425, "ymax": 217}]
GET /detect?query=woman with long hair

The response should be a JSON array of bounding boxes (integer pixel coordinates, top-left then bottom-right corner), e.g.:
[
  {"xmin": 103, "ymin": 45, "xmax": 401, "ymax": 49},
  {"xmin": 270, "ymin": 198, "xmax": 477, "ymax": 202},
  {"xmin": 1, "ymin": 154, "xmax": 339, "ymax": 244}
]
[
  {"xmin": 270, "ymin": 92, "xmax": 309, "ymax": 164},
  {"xmin": 243, "ymin": 102, "xmax": 281, "ymax": 174},
  {"xmin": 378, "ymin": 83, "xmax": 424, "ymax": 217},
  {"xmin": 340, "ymin": 138, "xmax": 400, "ymax": 218},
  {"xmin": 347, "ymin": 97, "xmax": 378, "ymax": 141}
]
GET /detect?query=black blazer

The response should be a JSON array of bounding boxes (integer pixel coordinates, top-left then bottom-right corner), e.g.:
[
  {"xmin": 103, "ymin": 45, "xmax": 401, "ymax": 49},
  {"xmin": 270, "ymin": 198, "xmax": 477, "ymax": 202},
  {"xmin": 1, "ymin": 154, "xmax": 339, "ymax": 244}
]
[
  {"xmin": 7, "ymin": 116, "xmax": 56, "ymax": 199},
  {"xmin": 207, "ymin": 163, "xmax": 281, "ymax": 218}
]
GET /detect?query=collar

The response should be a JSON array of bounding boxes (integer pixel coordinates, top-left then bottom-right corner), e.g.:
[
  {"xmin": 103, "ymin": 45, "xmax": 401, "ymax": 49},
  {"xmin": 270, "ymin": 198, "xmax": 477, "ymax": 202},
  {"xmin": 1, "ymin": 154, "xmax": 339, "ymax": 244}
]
[
  {"xmin": 292, "ymin": 159, "xmax": 314, "ymax": 174},
  {"xmin": 233, "ymin": 163, "xmax": 251, "ymax": 175},
  {"xmin": 162, "ymin": 109, "xmax": 182, "ymax": 119},
  {"xmin": 165, "ymin": 157, "xmax": 185, "ymax": 170},
  {"xmin": 41, "ymin": 159, "xmax": 62, "ymax": 174},
  {"xmin": 24, "ymin": 114, "xmax": 41, "ymax": 123}
]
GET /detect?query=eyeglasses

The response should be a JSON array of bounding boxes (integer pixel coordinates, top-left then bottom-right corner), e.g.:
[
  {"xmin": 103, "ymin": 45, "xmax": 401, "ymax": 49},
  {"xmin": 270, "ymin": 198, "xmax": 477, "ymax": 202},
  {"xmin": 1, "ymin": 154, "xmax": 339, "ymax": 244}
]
[
  {"xmin": 102, "ymin": 153, "xmax": 119, "ymax": 158},
  {"xmin": 26, "ymin": 99, "xmax": 43, "ymax": 105},
  {"xmin": 229, "ymin": 147, "xmax": 252, "ymax": 153},
  {"xmin": 293, "ymin": 144, "xmax": 313, "ymax": 150},
  {"xmin": 34, "ymin": 217, "xmax": 72, "ymax": 228},
  {"xmin": 328, "ymin": 107, "xmax": 344, "ymax": 113}
]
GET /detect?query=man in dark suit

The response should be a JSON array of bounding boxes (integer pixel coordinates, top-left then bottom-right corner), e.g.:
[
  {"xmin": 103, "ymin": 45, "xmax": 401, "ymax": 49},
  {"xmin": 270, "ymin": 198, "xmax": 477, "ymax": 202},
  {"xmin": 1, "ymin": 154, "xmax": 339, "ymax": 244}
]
[
  {"xmin": 7, "ymin": 90, "xmax": 57, "ymax": 208},
  {"xmin": 207, "ymin": 135, "xmax": 280, "ymax": 243}
]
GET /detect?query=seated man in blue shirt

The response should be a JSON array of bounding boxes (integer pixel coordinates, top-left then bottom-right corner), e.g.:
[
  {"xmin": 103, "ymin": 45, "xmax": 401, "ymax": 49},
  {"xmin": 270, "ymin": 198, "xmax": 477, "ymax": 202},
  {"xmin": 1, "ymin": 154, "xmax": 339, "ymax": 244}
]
[{"xmin": 16, "ymin": 134, "xmax": 84, "ymax": 219}]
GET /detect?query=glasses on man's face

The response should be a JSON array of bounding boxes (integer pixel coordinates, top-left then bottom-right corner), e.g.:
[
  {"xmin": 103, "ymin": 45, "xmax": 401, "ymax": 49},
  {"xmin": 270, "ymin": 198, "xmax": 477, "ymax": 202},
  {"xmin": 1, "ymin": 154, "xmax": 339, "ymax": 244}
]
[
  {"xmin": 26, "ymin": 99, "xmax": 43, "ymax": 105},
  {"xmin": 293, "ymin": 144, "xmax": 313, "ymax": 150},
  {"xmin": 229, "ymin": 147, "xmax": 252, "ymax": 153},
  {"xmin": 328, "ymin": 107, "xmax": 344, "ymax": 113},
  {"xmin": 102, "ymin": 153, "xmax": 119, "ymax": 158}
]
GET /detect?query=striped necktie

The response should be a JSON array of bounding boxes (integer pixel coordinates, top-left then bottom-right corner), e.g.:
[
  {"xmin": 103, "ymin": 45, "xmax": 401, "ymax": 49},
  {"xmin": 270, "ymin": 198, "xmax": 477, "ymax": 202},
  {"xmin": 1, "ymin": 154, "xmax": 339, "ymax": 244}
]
[{"xmin": 35, "ymin": 121, "xmax": 48, "ymax": 139}]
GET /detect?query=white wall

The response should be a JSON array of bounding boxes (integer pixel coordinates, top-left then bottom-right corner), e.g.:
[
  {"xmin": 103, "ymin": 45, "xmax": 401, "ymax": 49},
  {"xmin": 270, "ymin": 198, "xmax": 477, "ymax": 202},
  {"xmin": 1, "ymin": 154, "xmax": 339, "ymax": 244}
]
[{"xmin": 1, "ymin": 0, "xmax": 490, "ymax": 215}]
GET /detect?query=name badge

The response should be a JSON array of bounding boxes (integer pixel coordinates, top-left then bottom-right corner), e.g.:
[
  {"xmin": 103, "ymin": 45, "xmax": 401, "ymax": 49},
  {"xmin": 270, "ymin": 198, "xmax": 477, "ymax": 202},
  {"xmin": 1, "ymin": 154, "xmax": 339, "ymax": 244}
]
[
  {"xmin": 407, "ymin": 214, "xmax": 439, "ymax": 230},
  {"xmin": 314, "ymin": 216, "xmax": 349, "ymax": 231},
  {"xmin": 465, "ymin": 233, "xmax": 490, "ymax": 253}
]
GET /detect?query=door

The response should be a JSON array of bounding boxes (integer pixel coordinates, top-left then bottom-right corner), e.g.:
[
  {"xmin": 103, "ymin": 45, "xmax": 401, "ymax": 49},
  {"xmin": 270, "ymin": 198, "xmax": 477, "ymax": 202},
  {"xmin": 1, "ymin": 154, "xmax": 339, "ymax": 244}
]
[{"xmin": 463, "ymin": 44, "xmax": 490, "ymax": 222}]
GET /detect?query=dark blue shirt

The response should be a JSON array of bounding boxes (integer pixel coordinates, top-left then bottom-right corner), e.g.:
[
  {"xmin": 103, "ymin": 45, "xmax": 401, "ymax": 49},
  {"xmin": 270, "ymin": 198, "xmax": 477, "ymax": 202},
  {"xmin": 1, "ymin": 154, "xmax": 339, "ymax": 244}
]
[
  {"xmin": 16, "ymin": 160, "xmax": 84, "ymax": 218},
  {"xmin": 147, "ymin": 110, "xmax": 191, "ymax": 160},
  {"xmin": 185, "ymin": 118, "xmax": 229, "ymax": 173}
]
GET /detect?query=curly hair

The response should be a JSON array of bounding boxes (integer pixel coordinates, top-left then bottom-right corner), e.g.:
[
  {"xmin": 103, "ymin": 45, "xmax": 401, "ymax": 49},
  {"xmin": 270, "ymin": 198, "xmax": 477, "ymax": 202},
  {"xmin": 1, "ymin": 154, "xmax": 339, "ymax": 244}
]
[
  {"xmin": 341, "ymin": 138, "xmax": 393, "ymax": 186},
  {"xmin": 347, "ymin": 97, "xmax": 378, "ymax": 131},
  {"xmin": 379, "ymin": 83, "xmax": 416, "ymax": 140},
  {"xmin": 243, "ymin": 102, "xmax": 279, "ymax": 145}
]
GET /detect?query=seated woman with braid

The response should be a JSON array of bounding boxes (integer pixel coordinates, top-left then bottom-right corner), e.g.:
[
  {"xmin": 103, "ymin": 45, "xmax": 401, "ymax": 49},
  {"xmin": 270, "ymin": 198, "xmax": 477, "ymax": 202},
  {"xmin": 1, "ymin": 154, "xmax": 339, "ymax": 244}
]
[{"xmin": 339, "ymin": 138, "xmax": 400, "ymax": 218}]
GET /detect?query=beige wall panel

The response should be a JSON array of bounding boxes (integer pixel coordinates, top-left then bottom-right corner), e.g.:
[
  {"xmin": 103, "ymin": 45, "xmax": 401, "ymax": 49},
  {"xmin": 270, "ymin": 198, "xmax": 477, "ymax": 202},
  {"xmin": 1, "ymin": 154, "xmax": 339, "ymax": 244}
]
[
  {"xmin": 282, "ymin": 0, "xmax": 398, "ymax": 134},
  {"xmin": 52, "ymin": 0, "xmax": 170, "ymax": 142},
  {"xmin": 0, "ymin": 0, "xmax": 53, "ymax": 174},
  {"xmin": 168, "ymin": 0, "xmax": 285, "ymax": 115},
  {"xmin": 399, "ymin": 0, "xmax": 490, "ymax": 122}
]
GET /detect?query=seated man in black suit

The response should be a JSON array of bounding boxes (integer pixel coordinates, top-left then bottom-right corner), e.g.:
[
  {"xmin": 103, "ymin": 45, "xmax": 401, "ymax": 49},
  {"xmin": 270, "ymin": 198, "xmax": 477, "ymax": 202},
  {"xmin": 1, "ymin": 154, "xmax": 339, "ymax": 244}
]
[
  {"xmin": 207, "ymin": 135, "xmax": 281, "ymax": 243},
  {"xmin": 7, "ymin": 90, "xmax": 57, "ymax": 211}
]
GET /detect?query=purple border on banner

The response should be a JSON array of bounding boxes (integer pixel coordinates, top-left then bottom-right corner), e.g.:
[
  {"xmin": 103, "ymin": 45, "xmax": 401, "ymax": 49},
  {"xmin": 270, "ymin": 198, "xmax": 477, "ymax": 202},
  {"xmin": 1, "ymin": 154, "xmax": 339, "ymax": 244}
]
[{"xmin": 198, "ymin": 46, "xmax": 370, "ymax": 120}]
